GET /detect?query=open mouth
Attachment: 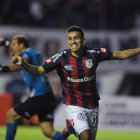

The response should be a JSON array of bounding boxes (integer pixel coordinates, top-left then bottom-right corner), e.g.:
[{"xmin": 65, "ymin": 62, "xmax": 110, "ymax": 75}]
[{"xmin": 71, "ymin": 44, "xmax": 78, "ymax": 49}]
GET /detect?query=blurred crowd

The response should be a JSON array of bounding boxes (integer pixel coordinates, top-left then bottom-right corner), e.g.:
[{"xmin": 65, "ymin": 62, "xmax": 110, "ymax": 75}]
[{"xmin": 0, "ymin": 0, "xmax": 140, "ymax": 30}]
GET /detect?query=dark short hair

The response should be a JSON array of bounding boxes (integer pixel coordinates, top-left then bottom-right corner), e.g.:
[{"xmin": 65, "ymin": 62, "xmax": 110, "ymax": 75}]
[
  {"xmin": 67, "ymin": 26, "xmax": 84, "ymax": 39},
  {"xmin": 14, "ymin": 35, "xmax": 29, "ymax": 48}
]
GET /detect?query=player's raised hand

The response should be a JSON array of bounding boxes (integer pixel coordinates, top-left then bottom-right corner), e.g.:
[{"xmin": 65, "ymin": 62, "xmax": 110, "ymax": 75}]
[
  {"xmin": 0, "ymin": 64, "xmax": 3, "ymax": 72},
  {"xmin": 0, "ymin": 38, "xmax": 10, "ymax": 48},
  {"xmin": 11, "ymin": 54, "xmax": 23, "ymax": 66}
]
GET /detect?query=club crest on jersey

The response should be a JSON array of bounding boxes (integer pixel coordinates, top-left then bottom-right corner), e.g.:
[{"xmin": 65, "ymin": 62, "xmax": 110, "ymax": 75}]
[
  {"xmin": 45, "ymin": 58, "xmax": 53, "ymax": 64},
  {"xmin": 85, "ymin": 59, "xmax": 93, "ymax": 68},
  {"xmin": 100, "ymin": 48, "xmax": 107, "ymax": 53},
  {"xmin": 64, "ymin": 65, "xmax": 72, "ymax": 70}
]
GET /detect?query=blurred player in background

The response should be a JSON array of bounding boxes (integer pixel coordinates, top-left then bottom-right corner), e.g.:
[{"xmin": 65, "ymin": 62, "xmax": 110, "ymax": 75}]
[
  {"xmin": 0, "ymin": 35, "xmax": 68, "ymax": 140},
  {"xmin": 10, "ymin": 26, "xmax": 140, "ymax": 140}
]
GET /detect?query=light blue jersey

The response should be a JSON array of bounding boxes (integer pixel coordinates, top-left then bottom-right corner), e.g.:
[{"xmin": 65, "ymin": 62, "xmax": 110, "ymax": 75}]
[{"xmin": 21, "ymin": 48, "xmax": 53, "ymax": 96}]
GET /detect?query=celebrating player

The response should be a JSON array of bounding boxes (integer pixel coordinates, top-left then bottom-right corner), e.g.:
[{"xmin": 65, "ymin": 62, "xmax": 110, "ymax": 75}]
[
  {"xmin": 0, "ymin": 35, "xmax": 68, "ymax": 140},
  {"xmin": 11, "ymin": 26, "xmax": 140, "ymax": 140}
]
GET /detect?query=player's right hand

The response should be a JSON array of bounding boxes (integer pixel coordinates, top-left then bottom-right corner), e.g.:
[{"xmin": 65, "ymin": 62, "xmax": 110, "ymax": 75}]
[
  {"xmin": 11, "ymin": 54, "xmax": 23, "ymax": 66},
  {"xmin": 0, "ymin": 38, "xmax": 10, "ymax": 48}
]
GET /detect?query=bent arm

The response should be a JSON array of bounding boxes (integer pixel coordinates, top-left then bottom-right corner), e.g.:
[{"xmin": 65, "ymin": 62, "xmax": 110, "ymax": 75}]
[
  {"xmin": 8, "ymin": 60, "xmax": 35, "ymax": 72},
  {"xmin": 112, "ymin": 48, "xmax": 140, "ymax": 60},
  {"xmin": 21, "ymin": 60, "xmax": 45, "ymax": 76},
  {"xmin": 11, "ymin": 55, "xmax": 46, "ymax": 76}
]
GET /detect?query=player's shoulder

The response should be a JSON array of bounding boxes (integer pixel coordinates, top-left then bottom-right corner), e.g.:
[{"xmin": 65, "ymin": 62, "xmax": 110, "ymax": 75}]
[
  {"xmin": 22, "ymin": 48, "xmax": 41, "ymax": 59},
  {"xmin": 85, "ymin": 46, "xmax": 99, "ymax": 54},
  {"xmin": 46, "ymin": 48, "xmax": 68, "ymax": 64},
  {"xmin": 27, "ymin": 49, "xmax": 42, "ymax": 57},
  {"xmin": 28, "ymin": 48, "xmax": 40, "ymax": 54},
  {"xmin": 21, "ymin": 48, "xmax": 31, "ymax": 58},
  {"xmin": 22, "ymin": 48, "xmax": 32, "ymax": 55},
  {"xmin": 51, "ymin": 48, "xmax": 68, "ymax": 59}
]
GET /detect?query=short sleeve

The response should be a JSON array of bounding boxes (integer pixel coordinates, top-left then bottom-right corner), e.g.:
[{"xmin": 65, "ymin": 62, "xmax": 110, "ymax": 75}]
[{"xmin": 97, "ymin": 48, "xmax": 113, "ymax": 62}]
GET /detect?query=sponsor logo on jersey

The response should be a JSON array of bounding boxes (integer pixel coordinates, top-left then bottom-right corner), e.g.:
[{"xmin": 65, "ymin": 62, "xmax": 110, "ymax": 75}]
[
  {"xmin": 85, "ymin": 59, "xmax": 93, "ymax": 68},
  {"xmin": 45, "ymin": 58, "xmax": 53, "ymax": 64},
  {"xmin": 67, "ymin": 75, "xmax": 95, "ymax": 82},
  {"xmin": 100, "ymin": 48, "xmax": 107, "ymax": 53},
  {"xmin": 23, "ymin": 54, "xmax": 29, "ymax": 59},
  {"xmin": 64, "ymin": 65, "xmax": 72, "ymax": 70},
  {"xmin": 87, "ymin": 50, "xmax": 96, "ymax": 53},
  {"xmin": 53, "ymin": 51, "xmax": 66, "ymax": 62}
]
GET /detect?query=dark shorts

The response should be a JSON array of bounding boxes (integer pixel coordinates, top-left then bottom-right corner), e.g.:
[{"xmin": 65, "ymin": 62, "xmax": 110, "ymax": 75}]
[{"xmin": 14, "ymin": 92, "xmax": 56, "ymax": 122}]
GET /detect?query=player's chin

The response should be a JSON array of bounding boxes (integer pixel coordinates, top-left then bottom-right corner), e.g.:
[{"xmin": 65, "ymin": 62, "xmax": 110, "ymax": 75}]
[{"xmin": 70, "ymin": 47, "xmax": 79, "ymax": 52}]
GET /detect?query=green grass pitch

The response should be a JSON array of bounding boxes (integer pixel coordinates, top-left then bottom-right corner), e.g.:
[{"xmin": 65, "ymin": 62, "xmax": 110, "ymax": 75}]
[{"xmin": 0, "ymin": 126, "xmax": 140, "ymax": 140}]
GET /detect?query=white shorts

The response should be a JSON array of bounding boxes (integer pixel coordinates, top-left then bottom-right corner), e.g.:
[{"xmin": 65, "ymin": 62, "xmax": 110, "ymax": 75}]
[{"xmin": 66, "ymin": 105, "xmax": 99, "ymax": 139}]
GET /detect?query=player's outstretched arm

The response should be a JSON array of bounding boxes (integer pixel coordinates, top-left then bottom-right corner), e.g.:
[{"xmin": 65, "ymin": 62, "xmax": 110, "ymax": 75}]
[
  {"xmin": 11, "ymin": 54, "xmax": 45, "ymax": 76},
  {"xmin": 112, "ymin": 48, "xmax": 140, "ymax": 60}
]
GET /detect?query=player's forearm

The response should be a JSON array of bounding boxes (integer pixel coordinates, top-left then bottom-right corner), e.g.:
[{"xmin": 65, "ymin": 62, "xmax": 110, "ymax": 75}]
[
  {"xmin": 9, "ymin": 64, "xmax": 22, "ymax": 71},
  {"xmin": 21, "ymin": 61, "xmax": 42, "ymax": 76},
  {"xmin": 112, "ymin": 48, "xmax": 140, "ymax": 60}
]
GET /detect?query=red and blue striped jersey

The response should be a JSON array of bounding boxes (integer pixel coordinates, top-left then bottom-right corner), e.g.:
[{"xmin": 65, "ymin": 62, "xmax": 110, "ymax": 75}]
[{"xmin": 42, "ymin": 46, "xmax": 112, "ymax": 109}]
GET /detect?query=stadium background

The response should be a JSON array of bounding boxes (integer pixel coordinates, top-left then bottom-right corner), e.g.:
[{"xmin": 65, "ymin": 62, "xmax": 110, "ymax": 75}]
[{"xmin": 0, "ymin": 0, "xmax": 140, "ymax": 140}]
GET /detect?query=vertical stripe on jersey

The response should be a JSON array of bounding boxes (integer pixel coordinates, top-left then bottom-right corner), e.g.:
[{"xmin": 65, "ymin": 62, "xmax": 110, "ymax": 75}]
[
  {"xmin": 61, "ymin": 60, "xmax": 70, "ymax": 104},
  {"xmin": 82, "ymin": 55, "xmax": 97, "ymax": 109},
  {"xmin": 90, "ymin": 56, "xmax": 98, "ymax": 109},
  {"xmin": 77, "ymin": 56, "xmax": 90, "ymax": 108},
  {"xmin": 63, "ymin": 58, "xmax": 77, "ymax": 105},
  {"xmin": 69, "ymin": 55, "xmax": 82, "ymax": 107}
]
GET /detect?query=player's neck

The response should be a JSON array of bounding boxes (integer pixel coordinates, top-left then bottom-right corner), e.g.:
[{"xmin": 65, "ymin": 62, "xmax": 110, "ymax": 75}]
[
  {"xmin": 71, "ymin": 45, "xmax": 84, "ymax": 57},
  {"xmin": 71, "ymin": 49, "xmax": 83, "ymax": 57}
]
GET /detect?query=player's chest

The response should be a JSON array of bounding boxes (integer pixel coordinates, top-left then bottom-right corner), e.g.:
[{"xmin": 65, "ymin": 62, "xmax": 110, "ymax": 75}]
[{"xmin": 62, "ymin": 56, "xmax": 97, "ymax": 73}]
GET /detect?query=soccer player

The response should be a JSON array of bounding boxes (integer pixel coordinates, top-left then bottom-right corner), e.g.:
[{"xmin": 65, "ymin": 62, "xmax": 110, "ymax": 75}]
[
  {"xmin": 11, "ymin": 26, "xmax": 140, "ymax": 140},
  {"xmin": 0, "ymin": 35, "xmax": 68, "ymax": 140}
]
